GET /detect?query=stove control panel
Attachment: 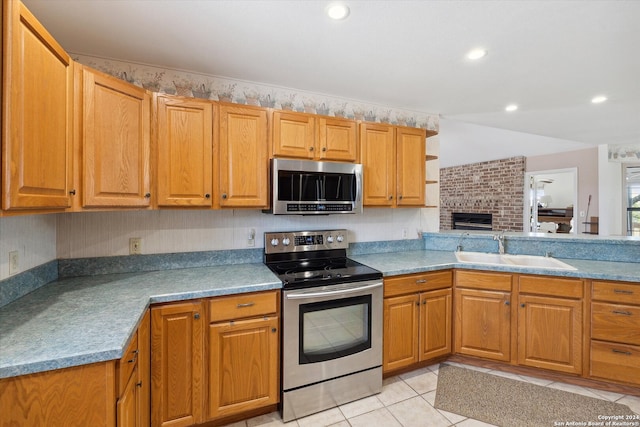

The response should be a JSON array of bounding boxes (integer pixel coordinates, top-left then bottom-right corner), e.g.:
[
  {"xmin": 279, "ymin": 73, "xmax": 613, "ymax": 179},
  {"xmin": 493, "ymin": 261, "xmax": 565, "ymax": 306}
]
[{"xmin": 264, "ymin": 229, "xmax": 348, "ymax": 254}]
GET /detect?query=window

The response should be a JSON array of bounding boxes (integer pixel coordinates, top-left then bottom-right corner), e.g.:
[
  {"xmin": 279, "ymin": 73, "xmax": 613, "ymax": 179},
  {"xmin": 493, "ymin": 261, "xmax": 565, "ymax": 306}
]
[{"xmin": 625, "ymin": 165, "xmax": 640, "ymax": 236}]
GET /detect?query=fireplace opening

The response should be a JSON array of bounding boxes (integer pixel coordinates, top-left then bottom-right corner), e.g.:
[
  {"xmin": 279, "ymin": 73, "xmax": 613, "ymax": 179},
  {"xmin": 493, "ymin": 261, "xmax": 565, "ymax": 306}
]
[{"xmin": 452, "ymin": 212, "xmax": 493, "ymax": 231}]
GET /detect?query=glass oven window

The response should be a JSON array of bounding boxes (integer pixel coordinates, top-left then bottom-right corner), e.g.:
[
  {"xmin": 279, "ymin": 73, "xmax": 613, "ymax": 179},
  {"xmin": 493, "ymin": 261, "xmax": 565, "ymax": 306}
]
[
  {"xmin": 299, "ymin": 295, "xmax": 371, "ymax": 364},
  {"xmin": 278, "ymin": 171, "xmax": 356, "ymax": 202}
]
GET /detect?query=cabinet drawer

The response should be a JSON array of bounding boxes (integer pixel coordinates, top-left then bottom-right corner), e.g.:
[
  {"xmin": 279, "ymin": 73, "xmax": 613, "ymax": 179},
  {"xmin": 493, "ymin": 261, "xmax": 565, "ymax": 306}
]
[
  {"xmin": 209, "ymin": 291, "xmax": 277, "ymax": 323},
  {"xmin": 590, "ymin": 340, "xmax": 640, "ymax": 385},
  {"xmin": 118, "ymin": 332, "xmax": 138, "ymax": 396},
  {"xmin": 519, "ymin": 275, "xmax": 583, "ymax": 298},
  {"xmin": 592, "ymin": 281, "xmax": 640, "ymax": 305},
  {"xmin": 455, "ymin": 270, "xmax": 512, "ymax": 291},
  {"xmin": 591, "ymin": 302, "xmax": 640, "ymax": 345},
  {"xmin": 385, "ymin": 270, "xmax": 452, "ymax": 297}
]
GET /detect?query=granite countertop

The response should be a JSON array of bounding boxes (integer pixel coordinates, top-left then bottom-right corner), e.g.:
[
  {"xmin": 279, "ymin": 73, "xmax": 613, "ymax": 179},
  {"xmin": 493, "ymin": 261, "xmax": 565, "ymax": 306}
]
[
  {"xmin": 0, "ymin": 263, "xmax": 281, "ymax": 379},
  {"xmin": 2, "ymin": 249, "xmax": 640, "ymax": 380},
  {"xmin": 350, "ymin": 250, "xmax": 640, "ymax": 283}
]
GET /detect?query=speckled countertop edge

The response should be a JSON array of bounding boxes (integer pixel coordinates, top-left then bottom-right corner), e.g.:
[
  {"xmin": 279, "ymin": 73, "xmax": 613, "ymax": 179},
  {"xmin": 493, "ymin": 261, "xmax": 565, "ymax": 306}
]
[{"xmin": 2, "ymin": 251, "xmax": 640, "ymax": 380}]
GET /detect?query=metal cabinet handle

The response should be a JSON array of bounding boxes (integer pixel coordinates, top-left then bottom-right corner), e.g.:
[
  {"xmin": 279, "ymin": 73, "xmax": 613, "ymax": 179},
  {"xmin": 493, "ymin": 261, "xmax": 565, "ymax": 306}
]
[
  {"xmin": 127, "ymin": 357, "xmax": 136, "ymax": 364},
  {"xmin": 237, "ymin": 302, "xmax": 255, "ymax": 308},
  {"xmin": 422, "ymin": 300, "xmax": 427, "ymax": 305},
  {"xmin": 520, "ymin": 303, "xmax": 525, "ymax": 308},
  {"xmin": 136, "ymin": 381, "xmax": 143, "ymax": 388},
  {"xmin": 194, "ymin": 312, "xmax": 200, "ymax": 320},
  {"xmin": 614, "ymin": 289, "xmax": 633, "ymax": 295},
  {"xmin": 388, "ymin": 195, "xmax": 393, "ymax": 200},
  {"xmin": 415, "ymin": 279, "xmax": 427, "ymax": 284},
  {"xmin": 144, "ymin": 193, "xmax": 151, "ymax": 198},
  {"xmin": 271, "ymin": 327, "xmax": 277, "ymax": 333},
  {"xmin": 69, "ymin": 189, "xmax": 76, "ymax": 196},
  {"xmin": 415, "ymin": 301, "xmax": 420, "ymax": 306},
  {"xmin": 309, "ymin": 146, "xmax": 314, "ymax": 151},
  {"xmin": 505, "ymin": 301, "xmax": 510, "ymax": 306},
  {"xmin": 205, "ymin": 193, "xmax": 211, "ymax": 199},
  {"xmin": 222, "ymin": 193, "xmax": 228, "ymax": 199},
  {"xmin": 612, "ymin": 310, "xmax": 633, "ymax": 316},
  {"xmin": 399, "ymin": 194, "xmax": 403, "ymax": 200},
  {"xmin": 612, "ymin": 349, "xmax": 632, "ymax": 356},
  {"xmin": 322, "ymin": 147, "xmax": 327, "ymax": 152}
]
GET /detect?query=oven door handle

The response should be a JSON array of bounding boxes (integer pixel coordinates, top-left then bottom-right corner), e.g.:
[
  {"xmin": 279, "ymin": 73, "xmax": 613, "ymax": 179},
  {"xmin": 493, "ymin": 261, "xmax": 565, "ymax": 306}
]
[{"xmin": 285, "ymin": 281, "xmax": 382, "ymax": 299}]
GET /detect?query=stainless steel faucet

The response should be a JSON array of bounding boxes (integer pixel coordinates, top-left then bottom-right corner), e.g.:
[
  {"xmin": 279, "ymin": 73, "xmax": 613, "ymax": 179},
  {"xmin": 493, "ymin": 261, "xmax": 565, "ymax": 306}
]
[
  {"xmin": 456, "ymin": 232, "xmax": 469, "ymax": 252},
  {"xmin": 493, "ymin": 231, "xmax": 505, "ymax": 254}
]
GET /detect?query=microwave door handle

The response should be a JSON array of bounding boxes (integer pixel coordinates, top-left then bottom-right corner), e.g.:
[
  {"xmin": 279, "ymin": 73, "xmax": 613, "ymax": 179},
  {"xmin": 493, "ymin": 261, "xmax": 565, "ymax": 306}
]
[
  {"xmin": 336, "ymin": 176, "xmax": 342, "ymax": 199},
  {"xmin": 285, "ymin": 282, "xmax": 382, "ymax": 299}
]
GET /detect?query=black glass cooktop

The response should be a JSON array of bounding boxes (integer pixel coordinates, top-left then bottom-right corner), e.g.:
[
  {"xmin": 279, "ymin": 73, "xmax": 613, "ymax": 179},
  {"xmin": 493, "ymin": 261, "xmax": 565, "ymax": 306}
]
[{"xmin": 266, "ymin": 256, "xmax": 382, "ymax": 289}]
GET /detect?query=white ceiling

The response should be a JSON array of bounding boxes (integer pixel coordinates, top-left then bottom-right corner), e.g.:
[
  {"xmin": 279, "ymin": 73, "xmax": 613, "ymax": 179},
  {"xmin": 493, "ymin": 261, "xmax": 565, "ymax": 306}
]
[{"xmin": 23, "ymin": 0, "xmax": 640, "ymax": 150}]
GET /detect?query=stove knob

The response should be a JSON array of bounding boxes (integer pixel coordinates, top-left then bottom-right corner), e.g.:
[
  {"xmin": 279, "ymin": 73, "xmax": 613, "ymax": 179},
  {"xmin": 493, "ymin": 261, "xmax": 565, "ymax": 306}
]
[
  {"xmin": 270, "ymin": 238, "xmax": 279, "ymax": 247},
  {"xmin": 282, "ymin": 237, "xmax": 290, "ymax": 246},
  {"xmin": 326, "ymin": 235, "xmax": 334, "ymax": 243},
  {"xmin": 336, "ymin": 235, "xmax": 344, "ymax": 243}
]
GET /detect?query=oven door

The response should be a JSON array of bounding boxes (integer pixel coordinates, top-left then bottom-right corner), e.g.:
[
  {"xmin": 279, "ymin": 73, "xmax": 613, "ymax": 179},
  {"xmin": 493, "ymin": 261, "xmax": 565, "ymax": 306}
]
[{"xmin": 282, "ymin": 279, "xmax": 383, "ymax": 391}]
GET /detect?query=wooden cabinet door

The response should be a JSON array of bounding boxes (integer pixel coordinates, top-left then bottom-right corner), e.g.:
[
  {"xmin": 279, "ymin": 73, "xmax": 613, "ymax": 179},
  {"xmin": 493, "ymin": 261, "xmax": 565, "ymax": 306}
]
[
  {"xmin": 272, "ymin": 111, "xmax": 315, "ymax": 159},
  {"xmin": 207, "ymin": 316, "xmax": 279, "ymax": 420},
  {"xmin": 117, "ymin": 364, "xmax": 138, "ymax": 427},
  {"xmin": 156, "ymin": 95, "xmax": 213, "ymax": 207},
  {"xmin": 420, "ymin": 288, "xmax": 452, "ymax": 361},
  {"xmin": 83, "ymin": 67, "xmax": 151, "ymax": 207},
  {"xmin": 396, "ymin": 127, "xmax": 426, "ymax": 207},
  {"xmin": 517, "ymin": 294, "xmax": 582, "ymax": 374},
  {"xmin": 137, "ymin": 310, "xmax": 151, "ymax": 427},
  {"xmin": 455, "ymin": 288, "xmax": 511, "ymax": 361},
  {"xmin": 151, "ymin": 301, "xmax": 204, "ymax": 427},
  {"xmin": 2, "ymin": 1, "xmax": 74, "ymax": 210},
  {"xmin": 383, "ymin": 294, "xmax": 419, "ymax": 373},
  {"xmin": 318, "ymin": 117, "xmax": 357, "ymax": 162},
  {"xmin": 360, "ymin": 123, "xmax": 395, "ymax": 207},
  {"xmin": 219, "ymin": 105, "xmax": 269, "ymax": 207}
]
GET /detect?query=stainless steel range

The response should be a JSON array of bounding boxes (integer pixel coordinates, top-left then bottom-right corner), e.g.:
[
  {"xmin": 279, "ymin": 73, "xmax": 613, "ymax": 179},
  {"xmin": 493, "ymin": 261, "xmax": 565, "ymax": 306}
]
[{"xmin": 264, "ymin": 229, "xmax": 383, "ymax": 422}]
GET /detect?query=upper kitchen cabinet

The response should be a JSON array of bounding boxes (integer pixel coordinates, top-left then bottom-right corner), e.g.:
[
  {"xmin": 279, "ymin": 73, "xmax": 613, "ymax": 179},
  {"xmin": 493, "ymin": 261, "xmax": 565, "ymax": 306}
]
[
  {"xmin": 2, "ymin": 0, "xmax": 74, "ymax": 211},
  {"xmin": 272, "ymin": 111, "xmax": 357, "ymax": 162},
  {"xmin": 80, "ymin": 66, "xmax": 151, "ymax": 208},
  {"xmin": 218, "ymin": 104, "xmax": 269, "ymax": 208},
  {"xmin": 156, "ymin": 94, "xmax": 213, "ymax": 207},
  {"xmin": 361, "ymin": 123, "xmax": 426, "ymax": 207}
]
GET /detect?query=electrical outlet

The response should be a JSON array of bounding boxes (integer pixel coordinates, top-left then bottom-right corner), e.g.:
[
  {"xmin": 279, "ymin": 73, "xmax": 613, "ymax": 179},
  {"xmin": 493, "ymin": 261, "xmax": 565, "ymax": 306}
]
[
  {"xmin": 9, "ymin": 251, "xmax": 19, "ymax": 275},
  {"xmin": 247, "ymin": 228, "xmax": 256, "ymax": 247},
  {"xmin": 129, "ymin": 237, "xmax": 142, "ymax": 255}
]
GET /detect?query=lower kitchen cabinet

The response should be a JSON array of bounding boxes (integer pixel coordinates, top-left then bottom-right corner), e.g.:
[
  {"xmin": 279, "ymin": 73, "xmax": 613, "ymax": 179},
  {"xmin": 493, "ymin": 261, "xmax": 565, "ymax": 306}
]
[
  {"xmin": 517, "ymin": 276, "xmax": 583, "ymax": 374},
  {"xmin": 151, "ymin": 301, "xmax": 204, "ymax": 427},
  {"xmin": 0, "ymin": 362, "xmax": 117, "ymax": 426},
  {"xmin": 383, "ymin": 271, "xmax": 452, "ymax": 374},
  {"xmin": 454, "ymin": 270, "xmax": 512, "ymax": 362},
  {"xmin": 207, "ymin": 291, "xmax": 280, "ymax": 421},
  {"xmin": 208, "ymin": 316, "xmax": 279, "ymax": 419},
  {"xmin": 590, "ymin": 280, "xmax": 640, "ymax": 385},
  {"xmin": 117, "ymin": 309, "xmax": 150, "ymax": 427}
]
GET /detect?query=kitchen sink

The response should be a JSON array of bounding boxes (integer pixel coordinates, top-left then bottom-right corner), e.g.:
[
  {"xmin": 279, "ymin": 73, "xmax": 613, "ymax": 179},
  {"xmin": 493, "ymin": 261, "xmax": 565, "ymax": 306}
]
[{"xmin": 455, "ymin": 251, "xmax": 576, "ymax": 270}]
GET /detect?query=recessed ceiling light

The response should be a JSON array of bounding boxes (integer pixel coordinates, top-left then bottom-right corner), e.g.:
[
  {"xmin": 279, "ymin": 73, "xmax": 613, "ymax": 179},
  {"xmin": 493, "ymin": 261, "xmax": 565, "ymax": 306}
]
[
  {"xmin": 466, "ymin": 48, "xmax": 488, "ymax": 60},
  {"xmin": 591, "ymin": 95, "xmax": 607, "ymax": 104},
  {"xmin": 326, "ymin": 3, "xmax": 350, "ymax": 20},
  {"xmin": 505, "ymin": 104, "xmax": 518, "ymax": 112}
]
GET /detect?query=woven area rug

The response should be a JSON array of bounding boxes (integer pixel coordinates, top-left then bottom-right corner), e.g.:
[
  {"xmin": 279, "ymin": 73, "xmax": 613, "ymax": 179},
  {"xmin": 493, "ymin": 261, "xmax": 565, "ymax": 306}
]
[{"xmin": 434, "ymin": 363, "xmax": 636, "ymax": 427}]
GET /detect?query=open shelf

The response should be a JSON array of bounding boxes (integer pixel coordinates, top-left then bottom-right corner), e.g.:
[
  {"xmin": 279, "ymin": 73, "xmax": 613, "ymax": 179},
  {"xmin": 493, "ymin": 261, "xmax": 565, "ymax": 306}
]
[
  {"xmin": 425, "ymin": 180, "xmax": 438, "ymax": 184},
  {"xmin": 425, "ymin": 154, "xmax": 438, "ymax": 161}
]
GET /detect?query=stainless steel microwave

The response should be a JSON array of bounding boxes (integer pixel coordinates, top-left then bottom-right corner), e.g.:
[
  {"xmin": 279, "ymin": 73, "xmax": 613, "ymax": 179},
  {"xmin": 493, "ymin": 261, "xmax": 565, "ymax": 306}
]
[{"xmin": 267, "ymin": 158, "xmax": 363, "ymax": 215}]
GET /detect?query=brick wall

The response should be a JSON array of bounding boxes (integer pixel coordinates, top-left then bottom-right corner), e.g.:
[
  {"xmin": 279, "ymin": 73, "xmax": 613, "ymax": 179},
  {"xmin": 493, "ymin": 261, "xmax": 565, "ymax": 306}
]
[{"xmin": 440, "ymin": 156, "xmax": 525, "ymax": 231}]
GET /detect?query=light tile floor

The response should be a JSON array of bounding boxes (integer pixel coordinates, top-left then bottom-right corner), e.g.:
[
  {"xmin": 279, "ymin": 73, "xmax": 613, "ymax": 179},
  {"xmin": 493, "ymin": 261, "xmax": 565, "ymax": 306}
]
[{"xmin": 224, "ymin": 362, "xmax": 640, "ymax": 427}]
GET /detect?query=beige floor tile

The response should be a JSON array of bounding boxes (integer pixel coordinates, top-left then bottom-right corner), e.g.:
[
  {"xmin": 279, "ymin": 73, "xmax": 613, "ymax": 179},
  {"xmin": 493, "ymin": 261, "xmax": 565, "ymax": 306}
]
[
  {"xmin": 327, "ymin": 422, "xmax": 350, "ymax": 427},
  {"xmin": 338, "ymin": 394, "xmax": 384, "ymax": 419},
  {"xmin": 426, "ymin": 363, "xmax": 441, "ymax": 374},
  {"xmin": 437, "ymin": 407, "xmax": 467, "ymax": 425},
  {"xmin": 297, "ymin": 407, "xmax": 345, "ymax": 427},
  {"xmin": 547, "ymin": 381, "xmax": 603, "ymax": 399},
  {"xmin": 347, "ymin": 407, "xmax": 402, "ymax": 427},
  {"xmin": 378, "ymin": 376, "xmax": 419, "ymax": 406},
  {"xmin": 387, "ymin": 396, "xmax": 451, "ymax": 427},
  {"xmin": 586, "ymin": 386, "xmax": 625, "ymax": 402},
  {"xmin": 486, "ymin": 369, "xmax": 527, "ymax": 383},
  {"xmin": 445, "ymin": 361, "xmax": 491, "ymax": 373},
  {"xmin": 400, "ymin": 366, "xmax": 439, "ymax": 394},
  {"xmin": 617, "ymin": 395, "xmax": 640, "ymax": 415},
  {"xmin": 246, "ymin": 411, "xmax": 299, "ymax": 427},
  {"xmin": 455, "ymin": 418, "xmax": 499, "ymax": 427},
  {"xmin": 512, "ymin": 372, "xmax": 554, "ymax": 387},
  {"xmin": 422, "ymin": 389, "xmax": 437, "ymax": 406},
  {"xmin": 222, "ymin": 420, "xmax": 247, "ymax": 427}
]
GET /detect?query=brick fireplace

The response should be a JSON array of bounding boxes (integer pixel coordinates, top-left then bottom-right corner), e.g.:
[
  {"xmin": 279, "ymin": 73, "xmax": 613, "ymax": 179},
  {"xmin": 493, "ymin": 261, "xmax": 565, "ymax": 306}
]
[{"xmin": 440, "ymin": 156, "xmax": 525, "ymax": 231}]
